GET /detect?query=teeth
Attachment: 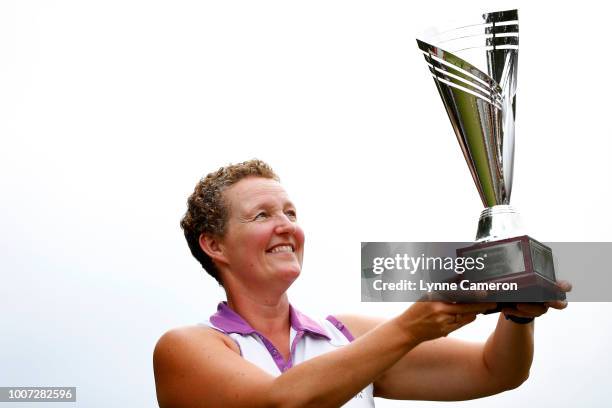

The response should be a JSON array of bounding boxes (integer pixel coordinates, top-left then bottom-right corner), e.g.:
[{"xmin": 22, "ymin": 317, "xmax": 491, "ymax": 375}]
[{"xmin": 269, "ymin": 245, "xmax": 293, "ymax": 254}]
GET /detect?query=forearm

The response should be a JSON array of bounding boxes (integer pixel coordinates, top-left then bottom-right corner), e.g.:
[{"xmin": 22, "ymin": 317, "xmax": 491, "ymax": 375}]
[
  {"xmin": 268, "ymin": 316, "xmax": 419, "ymax": 408},
  {"xmin": 482, "ymin": 313, "xmax": 534, "ymax": 388}
]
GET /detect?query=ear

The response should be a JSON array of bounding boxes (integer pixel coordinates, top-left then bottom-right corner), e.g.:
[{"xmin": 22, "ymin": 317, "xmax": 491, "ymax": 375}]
[{"xmin": 199, "ymin": 233, "xmax": 229, "ymax": 266}]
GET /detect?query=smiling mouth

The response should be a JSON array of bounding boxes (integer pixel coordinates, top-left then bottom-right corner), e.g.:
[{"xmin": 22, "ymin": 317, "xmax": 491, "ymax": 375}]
[{"xmin": 266, "ymin": 244, "xmax": 295, "ymax": 254}]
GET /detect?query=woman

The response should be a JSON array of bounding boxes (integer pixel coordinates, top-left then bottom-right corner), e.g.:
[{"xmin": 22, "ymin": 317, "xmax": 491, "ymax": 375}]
[{"xmin": 153, "ymin": 159, "xmax": 570, "ymax": 408}]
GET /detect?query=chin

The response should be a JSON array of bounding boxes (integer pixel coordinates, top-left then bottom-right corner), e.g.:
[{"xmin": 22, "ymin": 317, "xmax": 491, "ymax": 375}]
[{"xmin": 278, "ymin": 267, "xmax": 301, "ymax": 284}]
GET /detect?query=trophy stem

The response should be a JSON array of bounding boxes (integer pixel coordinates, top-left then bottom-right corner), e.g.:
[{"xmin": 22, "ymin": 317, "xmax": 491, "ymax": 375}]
[{"xmin": 475, "ymin": 205, "xmax": 524, "ymax": 242}]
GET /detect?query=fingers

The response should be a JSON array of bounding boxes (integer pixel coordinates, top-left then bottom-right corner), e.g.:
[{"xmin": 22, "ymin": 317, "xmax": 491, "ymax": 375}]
[
  {"xmin": 556, "ymin": 280, "xmax": 572, "ymax": 293},
  {"xmin": 545, "ymin": 299, "xmax": 568, "ymax": 310},
  {"xmin": 438, "ymin": 313, "xmax": 478, "ymax": 337},
  {"xmin": 514, "ymin": 303, "xmax": 548, "ymax": 316},
  {"xmin": 442, "ymin": 302, "xmax": 498, "ymax": 314},
  {"xmin": 444, "ymin": 313, "xmax": 479, "ymax": 336},
  {"xmin": 442, "ymin": 304, "xmax": 490, "ymax": 332},
  {"xmin": 501, "ymin": 308, "xmax": 533, "ymax": 318},
  {"xmin": 456, "ymin": 313, "xmax": 477, "ymax": 325},
  {"xmin": 502, "ymin": 303, "xmax": 549, "ymax": 318},
  {"xmin": 426, "ymin": 289, "xmax": 489, "ymax": 303}
]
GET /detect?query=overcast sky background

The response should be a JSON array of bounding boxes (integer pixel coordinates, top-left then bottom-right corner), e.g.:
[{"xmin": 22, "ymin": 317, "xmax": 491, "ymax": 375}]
[{"xmin": 1, "ymin": 1, "xmax": 611, "ymax": 407}]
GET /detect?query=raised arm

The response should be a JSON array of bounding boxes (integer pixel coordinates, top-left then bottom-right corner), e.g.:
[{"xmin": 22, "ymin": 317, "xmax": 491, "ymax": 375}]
[
  {"xmin": 338, "ymin": 290, "xmax": 570, "ymax": 401},
  {"xmin": 358, "ymin": 314, "xmax": 532, "ymax": 401},
  {"xmin": 153, "ymin": 302, "xmax": 495, "ymax": 408}
]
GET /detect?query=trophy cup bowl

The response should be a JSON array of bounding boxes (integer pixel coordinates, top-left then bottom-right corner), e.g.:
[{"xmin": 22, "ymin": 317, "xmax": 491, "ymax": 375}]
[{"xmin": 416, "ymin": 9, "xmax": 565, "ymax": 304}]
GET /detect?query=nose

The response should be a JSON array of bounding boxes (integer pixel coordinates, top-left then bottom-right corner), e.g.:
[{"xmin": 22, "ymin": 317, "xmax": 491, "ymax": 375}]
[{"xmin": 274, "ymin": 213, "xmax": 297, "ymax": 235}]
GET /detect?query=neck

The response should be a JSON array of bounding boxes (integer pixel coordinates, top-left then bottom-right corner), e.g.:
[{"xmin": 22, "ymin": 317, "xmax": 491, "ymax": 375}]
[{"xmin": 225, "ymin": 288, "xmax": 291, "ymax": 338}]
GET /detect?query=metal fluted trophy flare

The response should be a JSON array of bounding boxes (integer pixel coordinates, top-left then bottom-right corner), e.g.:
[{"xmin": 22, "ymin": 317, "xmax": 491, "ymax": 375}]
[{"xmin": 416, "ymin": 9, "xmax": 565, "ymax": 304}]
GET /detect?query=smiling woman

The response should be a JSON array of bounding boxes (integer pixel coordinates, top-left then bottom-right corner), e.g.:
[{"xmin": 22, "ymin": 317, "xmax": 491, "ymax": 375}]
[{"xmin": 153, "ymin": 159, "xmax": 569, "ymax": 408}]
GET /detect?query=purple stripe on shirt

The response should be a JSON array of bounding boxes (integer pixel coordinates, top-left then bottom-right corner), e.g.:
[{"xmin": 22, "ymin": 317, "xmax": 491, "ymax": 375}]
[{"xmin": 326, "ymin": 315, "xmax": 355, "ymax": 342}]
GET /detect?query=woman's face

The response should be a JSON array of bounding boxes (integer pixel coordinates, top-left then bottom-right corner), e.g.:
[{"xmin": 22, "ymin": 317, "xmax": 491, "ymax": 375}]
[{"xmin": 218, "ymin": 177, "xmax": 305, "ymax": 289}]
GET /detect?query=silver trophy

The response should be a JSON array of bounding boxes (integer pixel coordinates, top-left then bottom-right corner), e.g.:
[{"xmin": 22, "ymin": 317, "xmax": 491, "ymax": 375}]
[{"xmin": 416, "ymin": 9, "xmax": 564, "ymax": 303}]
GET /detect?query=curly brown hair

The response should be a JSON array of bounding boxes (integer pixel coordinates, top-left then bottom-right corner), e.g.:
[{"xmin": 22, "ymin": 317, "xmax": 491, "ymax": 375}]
[{"xmin": 180, "ymin": 159, "xmax": 279, "ymax": 285}]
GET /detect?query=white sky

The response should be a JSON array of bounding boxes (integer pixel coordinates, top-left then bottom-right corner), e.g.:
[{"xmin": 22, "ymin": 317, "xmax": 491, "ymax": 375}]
[{"xmin": 1, "ymin": 1, "xmax": 611, "ymax": 407}]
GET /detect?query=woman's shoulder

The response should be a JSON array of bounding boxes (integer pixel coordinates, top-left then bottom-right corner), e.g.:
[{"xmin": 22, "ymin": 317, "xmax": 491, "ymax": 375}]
[
  {"xmin": 152, "ymin": 325, "xmax": 271, "ymax": 408},
  {"xmin": 154, "ymin": 324, "xmax": 240, "ymax": 361}
]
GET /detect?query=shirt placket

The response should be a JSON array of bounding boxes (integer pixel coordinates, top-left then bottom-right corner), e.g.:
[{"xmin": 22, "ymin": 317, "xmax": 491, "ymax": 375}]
[
  {"xmin": 257, "ymin": 334, "xmax": 292, "ymax": 373},
  {"xmin": 287, "ymin": 330, "xmax": 305, "ymax": 370}
]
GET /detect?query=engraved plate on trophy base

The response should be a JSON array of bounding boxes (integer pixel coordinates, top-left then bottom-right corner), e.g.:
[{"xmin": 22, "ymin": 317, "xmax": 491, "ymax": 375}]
[{"xmin": 456, "ymin": 235, "xmax": 566, "ymax": 302}]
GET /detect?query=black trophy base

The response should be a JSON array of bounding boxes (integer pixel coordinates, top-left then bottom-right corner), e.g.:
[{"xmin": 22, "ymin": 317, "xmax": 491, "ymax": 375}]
[{"xmin": 456, "ymin": 235, "xmax": 566, "ymax": 303}]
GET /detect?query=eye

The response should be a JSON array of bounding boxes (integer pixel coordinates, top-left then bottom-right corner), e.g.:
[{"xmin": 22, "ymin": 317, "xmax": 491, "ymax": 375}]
[
  {"xmin": 254, "ymin": 211, "xmax": 268, "ymax": 221},
  {"xmin": 285, "ymin": 209, "xmax": 297, "ymax": 220}
]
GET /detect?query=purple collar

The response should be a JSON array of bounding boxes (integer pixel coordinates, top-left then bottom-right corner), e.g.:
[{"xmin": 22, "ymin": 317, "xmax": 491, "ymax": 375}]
[{"xmin": 210, "ymin": 301, "xmax": 330, "ymax": 340}]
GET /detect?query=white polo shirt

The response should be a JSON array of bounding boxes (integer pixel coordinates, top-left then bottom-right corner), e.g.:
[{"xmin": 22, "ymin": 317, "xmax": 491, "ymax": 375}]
[{"xmin": 202, "ymin": 302, "xmax": 375, "ymax": 407}]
